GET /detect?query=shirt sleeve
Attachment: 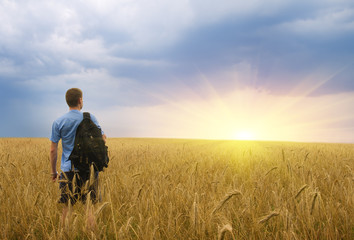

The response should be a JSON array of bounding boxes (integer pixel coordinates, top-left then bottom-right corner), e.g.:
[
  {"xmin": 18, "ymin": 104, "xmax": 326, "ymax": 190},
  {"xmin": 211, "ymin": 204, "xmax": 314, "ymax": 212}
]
[
  {"xmin": 50, "ymin": 121, "xmax": 61, "ymax": 143},
  {"xmin": 91, "ymin": 114, "xmax": 104, "ymax": 135}
]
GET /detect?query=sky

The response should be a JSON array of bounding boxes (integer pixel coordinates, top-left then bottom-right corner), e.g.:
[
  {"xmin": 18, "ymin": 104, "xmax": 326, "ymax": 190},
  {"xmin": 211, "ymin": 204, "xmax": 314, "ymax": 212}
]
[{"xmin": 0, "ymin": 0, "xmax": 353, "ymax": 143}]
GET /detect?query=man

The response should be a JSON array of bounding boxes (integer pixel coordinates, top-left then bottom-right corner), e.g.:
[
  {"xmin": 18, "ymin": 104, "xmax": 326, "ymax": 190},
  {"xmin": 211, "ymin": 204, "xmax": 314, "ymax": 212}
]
[{"xmin": 50, "ymin": 88, "xmax": 107, "ymax": 205}]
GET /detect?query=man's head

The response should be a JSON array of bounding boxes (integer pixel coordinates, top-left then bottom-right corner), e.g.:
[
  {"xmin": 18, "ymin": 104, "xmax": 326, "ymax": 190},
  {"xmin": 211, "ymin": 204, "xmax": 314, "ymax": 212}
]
[{"xmin": 65, "ymin": 88, "xmax": 83, "ymax": 109}]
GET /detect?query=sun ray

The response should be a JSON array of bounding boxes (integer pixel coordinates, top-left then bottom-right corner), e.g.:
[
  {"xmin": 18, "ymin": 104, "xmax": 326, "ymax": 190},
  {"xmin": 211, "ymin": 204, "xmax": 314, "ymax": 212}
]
[{"xmin": 122, "ymin": 60, "xmax": 354, "ymax": 142}]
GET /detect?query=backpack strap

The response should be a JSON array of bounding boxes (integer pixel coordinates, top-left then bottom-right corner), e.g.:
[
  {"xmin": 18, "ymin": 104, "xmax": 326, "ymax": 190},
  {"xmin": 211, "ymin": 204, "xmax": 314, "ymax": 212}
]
[{"xmin": 83, "ymin": 112, "xmax": 91, "ymax": 120}]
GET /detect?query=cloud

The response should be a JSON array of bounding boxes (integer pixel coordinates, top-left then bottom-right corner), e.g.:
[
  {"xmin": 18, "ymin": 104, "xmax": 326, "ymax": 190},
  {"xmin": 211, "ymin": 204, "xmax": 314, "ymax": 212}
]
[
  {"xmin": 0, "ymin": 58, "xmax": 17, "ymax": 76},
  {"xmin": 277, "ymin": 7, "xmax": 354, "ymax": 36},
  {"xmin": 0, "ymin": 0, "xmax": 179, "ymax": 81},
  {"xmin": 0, "ymin": 0, "xmax": 194, "ymax": 51},
  {"xmin": 20, "ymin": 68, "xmax": 133, "ymax": 107}
]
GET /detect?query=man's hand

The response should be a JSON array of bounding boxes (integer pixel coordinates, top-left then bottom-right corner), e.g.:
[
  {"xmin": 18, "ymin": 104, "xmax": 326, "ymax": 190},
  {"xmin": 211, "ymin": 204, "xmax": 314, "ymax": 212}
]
[{"xmin": 51, "ymin": 172, "xmax": 58, "ymax": 182}]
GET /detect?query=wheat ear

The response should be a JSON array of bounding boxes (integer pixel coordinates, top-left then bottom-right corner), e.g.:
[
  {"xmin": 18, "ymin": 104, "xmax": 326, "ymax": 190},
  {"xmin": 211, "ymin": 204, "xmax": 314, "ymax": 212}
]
[
  {"xmin": 310, "ymin": 192, "xmax": 318, "ymax": 215},
  {"xmin": 212, "ymin": 190, "xmax": 241, "ymax": 215},
  {"xmin": 259, "ymin": 211, "xmax": 280, "ymax": 224},
  {"xmin": 294, "ymin": 184, "xmax": 308, "ymax": 199},
  {"xmin": 265, "ymin": 166, "xmax": 278, "ymax": 176},
  {"xmin": 218, "ymin": 224, "xmax": 235, "ymax": 240}
]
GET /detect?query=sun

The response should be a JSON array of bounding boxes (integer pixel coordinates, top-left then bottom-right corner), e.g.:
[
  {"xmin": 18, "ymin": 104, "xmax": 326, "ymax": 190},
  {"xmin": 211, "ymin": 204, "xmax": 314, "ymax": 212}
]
[{"xmin": 234, "ymin": 130, "xmax": 256, "ymax": 140}]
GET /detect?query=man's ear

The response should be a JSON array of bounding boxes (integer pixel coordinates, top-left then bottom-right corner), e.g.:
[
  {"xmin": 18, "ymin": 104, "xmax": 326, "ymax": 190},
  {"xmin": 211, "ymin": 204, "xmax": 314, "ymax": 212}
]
[{"xmin": 79, "ymin": 98, "xmax": 83, "ymax": 109}]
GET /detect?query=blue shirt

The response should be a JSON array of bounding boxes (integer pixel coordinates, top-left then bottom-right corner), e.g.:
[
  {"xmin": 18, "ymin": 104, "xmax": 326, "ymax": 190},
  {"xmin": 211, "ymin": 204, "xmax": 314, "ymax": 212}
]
[{"xmin": 50, "ymin": 110, "xmax": 103, "ymax": 172}]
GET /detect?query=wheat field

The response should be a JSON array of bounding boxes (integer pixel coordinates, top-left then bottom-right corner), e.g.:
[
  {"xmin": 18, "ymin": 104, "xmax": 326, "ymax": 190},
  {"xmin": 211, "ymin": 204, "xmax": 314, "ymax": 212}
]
[{"xmin": 0, "ymin": 138, "xmax": 353, "ymax": 239}]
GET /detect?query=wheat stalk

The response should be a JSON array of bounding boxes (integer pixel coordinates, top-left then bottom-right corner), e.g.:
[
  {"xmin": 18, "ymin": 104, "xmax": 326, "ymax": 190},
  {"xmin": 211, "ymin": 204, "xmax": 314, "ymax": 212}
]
[
  {"xmin": 136, "ymin": 184, "xmax": 145, "ymax": 200},
  {"xmin": 131, "ymin": 173, "xmax": 141, "ymax": 178},
  {"xmin": 212, "ymin": 190, "xmax": 242, "ymax": 215},
  {"xmin": 94, "ymin": 202, "xmax": 110, "ymax": 216},
  {"xmin": 218, "ymin": 224, "xmax": 235, "ymax": 240},
  {"xmin": 265, "ymin": 166, "xmax": 278, "ymax": 176},
  {"xmin": 310, "ymin": 192, "xmax": 318, "ymax": 215},
  {"xmin": 294, "ymin": 184, "xmax": 308, "ymax": 199},
  {"xmin": 191, "ymin": 193, "xmax": 198, "ymax": 232},
  {"xmin": 259, "ymin": 211, "xmax": 280, "ymax": 224}
]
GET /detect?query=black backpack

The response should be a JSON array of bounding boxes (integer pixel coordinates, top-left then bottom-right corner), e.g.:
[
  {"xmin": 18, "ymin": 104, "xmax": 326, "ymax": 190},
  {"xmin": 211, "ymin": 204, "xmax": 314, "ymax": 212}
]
[{"xmin": 69, "ymin": 112, "xmax": 109, "ymax": 173}]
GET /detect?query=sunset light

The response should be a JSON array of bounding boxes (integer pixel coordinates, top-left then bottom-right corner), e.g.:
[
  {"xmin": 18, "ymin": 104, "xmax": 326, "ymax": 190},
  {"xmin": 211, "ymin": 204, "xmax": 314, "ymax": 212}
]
[{"xmin": 234, "ymin": 130, "xmax": 256, "ymax": 140}]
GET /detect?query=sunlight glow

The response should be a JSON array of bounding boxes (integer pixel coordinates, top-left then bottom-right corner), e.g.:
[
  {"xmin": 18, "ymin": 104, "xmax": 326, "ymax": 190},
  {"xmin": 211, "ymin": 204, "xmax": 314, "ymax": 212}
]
[
  {"xmin": 234, "ymin": 130, "xmax": 255, "ymax": 140},
  {"xmin": 101, "ymin": 64, "xmax": 354, "ymax": 143}
]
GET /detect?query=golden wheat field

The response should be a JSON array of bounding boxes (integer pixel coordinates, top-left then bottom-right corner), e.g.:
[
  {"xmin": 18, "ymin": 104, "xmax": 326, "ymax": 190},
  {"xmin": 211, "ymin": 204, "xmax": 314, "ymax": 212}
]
[{"xmin": 0, "ymin": 138, "xmax": 353, "ymax": 239}]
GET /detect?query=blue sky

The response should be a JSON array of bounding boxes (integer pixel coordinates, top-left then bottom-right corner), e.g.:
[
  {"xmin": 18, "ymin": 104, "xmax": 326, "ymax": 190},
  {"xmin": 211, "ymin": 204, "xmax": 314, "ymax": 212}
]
[{"xmin": 1, "ymin": 0, "xmax": 353, "ymax": 142}]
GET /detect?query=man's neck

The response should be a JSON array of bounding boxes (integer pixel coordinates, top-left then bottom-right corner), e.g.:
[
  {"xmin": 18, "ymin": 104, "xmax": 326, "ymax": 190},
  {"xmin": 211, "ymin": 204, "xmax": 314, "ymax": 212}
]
[{"xmin": 69, "ymin": 107, "xmax": 81, "ymax": 111}]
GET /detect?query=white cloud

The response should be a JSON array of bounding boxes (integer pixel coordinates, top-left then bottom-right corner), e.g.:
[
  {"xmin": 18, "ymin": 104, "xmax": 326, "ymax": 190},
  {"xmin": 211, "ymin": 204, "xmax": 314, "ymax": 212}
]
[
  {"xmin": 0, "ymin": 0, "xmax": 186, "ymax": 76},
  {"xmin": 37, "ymin": 35, "xmax": 108, "ymax": 62},
  {"xmin": 2, "ymin": 0, "xmax": 194, "ymax": 51},
  {"xmin": 189, "ymin": 0, "xmax": 275, "ymax": 23},
  {"xmin": 23, "ymin": 68, "xmax": 119, "ymax": 89},
  {"xmin": 1, "ymin": 0, "xmax": 353, "ymax": 66},
  {"xmin": 276, "ymin": 7, "xmax": 354, "ymax": 36},
  {"xmin": 21, "ymin": 68, "xmax": 133, "ymax": 109},
  {"xmin": 0, "ymin": 0, "xmax": 293, "ymax": 53}
]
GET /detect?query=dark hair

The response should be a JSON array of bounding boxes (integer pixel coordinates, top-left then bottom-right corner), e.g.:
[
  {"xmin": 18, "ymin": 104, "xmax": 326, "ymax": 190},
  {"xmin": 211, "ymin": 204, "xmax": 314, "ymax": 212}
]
[{"xmin": 65, "ymin": 88, "xmax": 83, "ymax": 107}]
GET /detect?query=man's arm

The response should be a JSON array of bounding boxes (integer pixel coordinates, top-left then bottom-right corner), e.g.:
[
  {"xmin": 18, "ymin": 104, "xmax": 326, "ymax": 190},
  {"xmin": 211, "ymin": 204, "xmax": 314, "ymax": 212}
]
[{"xmin": 50, "ymin": 141, "xmax": 58, "ymax": 182}]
